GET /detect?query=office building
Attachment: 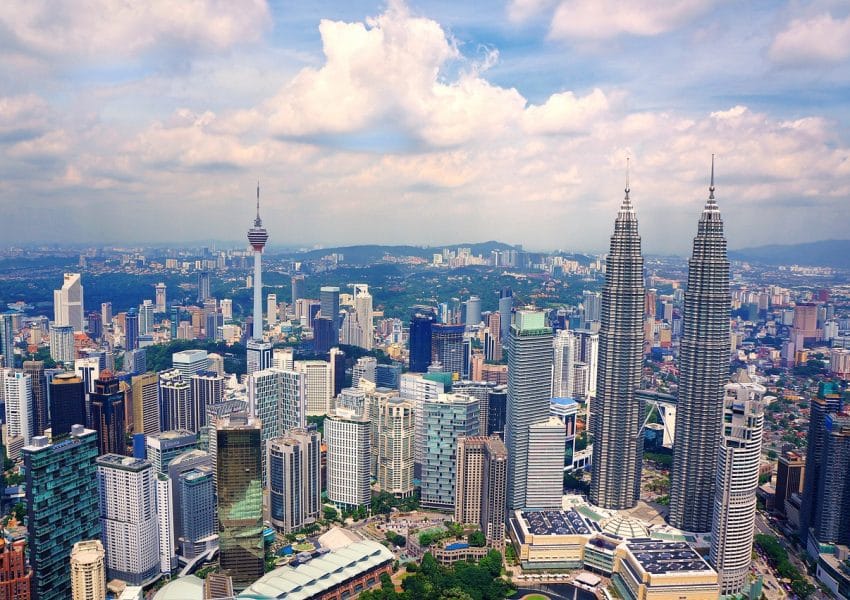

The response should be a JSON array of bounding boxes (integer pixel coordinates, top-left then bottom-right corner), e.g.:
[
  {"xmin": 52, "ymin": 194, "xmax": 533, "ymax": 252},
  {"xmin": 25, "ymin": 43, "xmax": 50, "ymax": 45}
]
[
  {"xmin": 216, "ymin": 414, "xmax": 264, "ymax": 589},
  {"xmin": 267, "ymin": 293, "xmax": 278, "ymax": 326},
  {"xmin": 172, "ymin": 349, "xmax": 209, "ymax": 380},
  {"xmin": 131, "ymin": 371, "xmax": 160, "ymax": 436},
  {"xmin": 145, "ymin": 430, "xmax": 198, "ymax": 475},
  {"xmin": 0, "ymin": 538, "xmax": 31, "ymax": 600},
  {"xmin": 465, "ymin": 295, "xmax": 482, "ymax": 327},
  {"xmin": 431, "ymin": 323, "xmax": 464, "ymax": 378},
  {"xmin": 220, "ymin": 298, "xmax": 233, "ymax": 321},
  {"xmin": 49, "ymin": 372, "xmax": 86, "ymax": 438},
  {"xmin": 582, "ymin": 290, "xmax": 602, "ymax": 327},
  {"xmin": 49, "ymin": 323, "xmax": 75, "ymax": 364},
  {"xmin": 70, "ymin": 540, "xmax": 106, "ymax": 600},
  {"xmin": 498, "ymin": 287, "xmax": 513, "ymax": 343},
  {"xmin": 23, "ymin": 360, "xmax": 49, "ymax": 436},
  {"xmin": 0, "ymin": 313, "xmax": 15, "ymax": 367},
  {"xmin": 268, "ymin": 428, "xmax": 322, "ymax": 533},
  {"xmin": 87, "ymin": 311, "xmax": 102, "ymax": 341},
  {"xmin": 353, "ymin": 284, "xmax": 374, "ymax": 350},
  {"xmin": 295, "ymin": 360, "xmax": 334, "ymax": 415},
  {"xmin": 197, "ymin": 271, "xmax": 211, "ymax": 303},
  {"xmin": 124, "ymin": 308, "xmax": 139, "ymax": 351},
  {"xmin": 326, "ymin": 408, "xmax": 371, "ymax": 509},
  {"xmin": 312, "ymin": 317, "xmax": 335, "ymax": 354},
  {"xmin": 24, "ymin": 426, "xmax": 100, "ymax": 600},
  {"xmin": 552, "ymin": 329, "xmax": 575, "ymax": 399},
  {"xmin": 155, "ymin": 473, "xmax": 176, "ymax": 574},
  {"xmin": 54, "ymin": 272, "xmax": 85, "ymax": 332},
  {"xmin": 101, "ymin": 302, "xmax": 112, "ymax": 326},
  {"xmin": 526, "ymin": 417, "xmax": 566, "ymax": 510},
  {"xmin": 454, "ymin": 436, "xmax": 509, "ymax": 546},
  {"xmin": 139, "ymin": 300, "xmax": 155, "ymax": 336},
  {"xmin": 400, "ymin": 373, "xmax": 444, "ymax": 476},
  {"xmin": 273, "ymin": 348, "xmax": 294, "ymax": 371},
  {"xmin": 487, "ymin": 386, "xmax": 507, "ymax": 437},
  {"xmin": 377, "ymin": 398, "xmax": 415, "ymax": 498},
  {"xmin": 248, "ymin": 368, "xmax": 306, "ymax": 482},
  {"xmin": 376, "ymin": 363, "xmax": 402, "ymax": 390},
  {"xmin": 709, "ymin": 383, "xmax": 765, "ymax": 595},
  {"xmin": 320, "ymin": 286, "xmax": 341, "ymax": 336},
  {"xmin": 352, "ymin": 356, "xmax": 377, "ymax": 386},
  {"xmin": 155, "ymin": 282, "xmax": 167, "ymax": 313},
  {"xmin": 246, "ymin": 184, "xmax": 273, "ymax": 376},
  {"xmin": 408, "ymin": 310, "xmax": 434, "ymax": 372},
  {"xmin": 96, "ymin": 455, "xmax": 159, "ymax": 585},
  {"xmin": 670, "ymin": 161, "xmax": 731, "ymax": 533},
  {"xmin": 453, "ymin": 380, "xmax": 496, "ymax": 438},
  {"xmin": 506, "ymin": 310, "xmax": 553, "ymax": 510},
  {"xmin": 775, "ymin": 451, "xmax": 805, "ymax": 518},
  {"xmin": 590, "ymin": 176, "xmax": 645, "ymax": 510},
  {"xmin": 159, "ymin": 369, "xmax": 195, "ymax": 432},
  {"xmin": 421, "ymin": 393, "xmax": 479, "ymax": 509},
  {"xmin": 3, "ymin": 370, "xmax": 32, "ymax": 460},
  {"xmin": 191, "ymin": 371, "xmax": 225, "ymax": 425},
  {"xmin": 169, "ymin": 453, "xmax": 216, "ymax": 559},
  {"xmin": 812, "ymin": 415, "xmax": 850, "ymax": 548},
  {"xmin": 124, "ymin": 348, "xmax": 146, "ymax": 375},
  {"xmin": 291, "ymin": 275, "xmax": 306, "ymax": 305}
]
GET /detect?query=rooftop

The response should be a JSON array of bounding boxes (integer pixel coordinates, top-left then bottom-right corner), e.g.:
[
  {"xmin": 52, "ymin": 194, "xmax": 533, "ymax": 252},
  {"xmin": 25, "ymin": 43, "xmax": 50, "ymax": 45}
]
[
  {"xmin": 96, "ymin": 454, "xmax": 151, "ymax": 471},
  {"xmin": 625, "ymin": 540, "xmax": 714, "ymax": 575},
  {"xmin": 521, "ymin": 509, "xmax": 593, "ymax": 536}
]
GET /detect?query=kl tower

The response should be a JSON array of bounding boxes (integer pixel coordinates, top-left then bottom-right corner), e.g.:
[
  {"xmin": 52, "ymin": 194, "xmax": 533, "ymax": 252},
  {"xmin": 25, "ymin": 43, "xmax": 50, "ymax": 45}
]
[{"xmin": 246, "ymin": 182, "xmax": 272, "ymax": 374}]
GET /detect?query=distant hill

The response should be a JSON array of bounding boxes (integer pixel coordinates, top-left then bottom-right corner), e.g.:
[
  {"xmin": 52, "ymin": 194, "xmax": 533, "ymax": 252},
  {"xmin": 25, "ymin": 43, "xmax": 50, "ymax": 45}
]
[
  {"xmin": 274, "ymin": 241, "xmax": 521, "ymax": 265},
  {"xmin": 729, "ymin": 239, "xmax": 850, "ymax": 269}
]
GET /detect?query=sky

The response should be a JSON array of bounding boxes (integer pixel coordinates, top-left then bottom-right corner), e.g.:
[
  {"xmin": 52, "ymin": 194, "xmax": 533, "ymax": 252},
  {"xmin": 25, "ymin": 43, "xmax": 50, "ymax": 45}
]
[{"xmin": 1, "ymin": 0, "xmax": 849, "ymax": 254}]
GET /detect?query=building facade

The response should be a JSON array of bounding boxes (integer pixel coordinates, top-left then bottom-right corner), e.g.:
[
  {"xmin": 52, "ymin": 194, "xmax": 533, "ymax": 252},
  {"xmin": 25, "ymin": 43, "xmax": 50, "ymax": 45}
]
[
  {"xmin": 326, "ymin": 408, "xmax": 371, "ymax": 509},
  {"xmin": 268, "ymin": 428, "xmax": 322, "ymax": 533}
]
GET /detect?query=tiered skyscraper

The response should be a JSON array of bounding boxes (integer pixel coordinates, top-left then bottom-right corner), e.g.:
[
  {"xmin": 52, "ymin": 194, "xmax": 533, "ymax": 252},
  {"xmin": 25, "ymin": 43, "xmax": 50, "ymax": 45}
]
[
  {"xmin": 590, "ymin": 171, "xmax": 645, "ymax": 510},
  {"xmin": 669, "ymin": 159, "xmax": 731, "ymax": 532},
  {"xmin": 246, "ymin": 183, "xmax": 272, "ymax": 375}
]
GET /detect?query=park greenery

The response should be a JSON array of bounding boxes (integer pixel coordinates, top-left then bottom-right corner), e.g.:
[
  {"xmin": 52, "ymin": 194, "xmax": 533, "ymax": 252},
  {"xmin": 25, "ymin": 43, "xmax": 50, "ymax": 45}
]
[
  {"xmin": 754, "ymin": 534, "xmax": 816, "ymax": 599},
  {"xmin": 358, "ymin": 550, "xmax": 514, "ymax": 600}
]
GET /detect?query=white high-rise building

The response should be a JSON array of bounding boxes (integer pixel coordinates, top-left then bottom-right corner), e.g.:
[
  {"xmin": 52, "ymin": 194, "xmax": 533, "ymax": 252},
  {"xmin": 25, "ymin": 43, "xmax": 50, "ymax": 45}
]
[
  {"xmin": 552, "ymin": 329, "xmax": 575, "ymax": 398},
  {"xmin": 155, "ymin": 283, "xmax": 167, "ymax": 313},
  {"xmin": 171, "ymin": 350, "xmax": 209, "ymax": 380},
  {"xmin": 400, "ymin": 373, "xmax": 444, "ymax": 476},
  {"xmin": 352, "ymin": 356, "xmax": 377, "ymax": 388},
  {"xmin": 353, "ymin": 284, "xmax": 374, "ymax": 350},
  {"xmin": 96, "ymin": 455, "xmax": 160, "ymax": 586},
  {"xmin": 70, "ymin": 539, "xmax": 106, "ymax": 600},
  {"xmin": 325, "ymin": 408, "xmax": 371, "ymax": 508},
  {"xmin": 139, "ymin": 300, "xmax": 155, "ymax": 335},
  {"xmin": 273, "ymin": 348, "xmax": 294, "ymax": 371},
  {"xmin": 101, "ymin": 302, "xmax": 112, "ymax": 327},
  {"xmin": 295, "ymin": 360, "xmax": 333, "ymax": 416},
  {"xmin": 3, "ymin": 370, "xmax": 33, "ymax": 459},
  {"xmin": 377, "ymin": 398, "xmax": 415, "ymax": 498},
  {"xmin": 159, "ymin": 370, "xmax": 195, "ymax": 432},
  {"xmin": 709, "ymin": 382, "xmax": 765, "ymax": 596},
  {"xmin": 267, "ymin": 293, "xmax": 278, "ymax": 326},
  {"xmin": 155, "ymin": 474, "xmax": 177, "ymax": 573},
  {"xmin": 54, "ymin": 272, "xmax": 84, "ymax": 332},
  {"xmin": 526, "ymin": 417, "xmax": 566, "ymax": 509},
  {"xmin": 268, "ymin": 428, "xmax": 322, "ymax": 533},
  {"xmin": 220, "ymin": 299, "xmax": 233, "ymax": 321},
  {"xmin": 49, "ymin": 323, "xmax": 75, "ymax": 364}
]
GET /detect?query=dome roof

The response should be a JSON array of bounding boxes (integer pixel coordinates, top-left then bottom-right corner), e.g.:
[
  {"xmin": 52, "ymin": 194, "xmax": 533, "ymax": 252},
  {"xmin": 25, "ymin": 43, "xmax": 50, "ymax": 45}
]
[{"xmin": 600, "ymin": 515, "xmax": 649, "ymax": 539}]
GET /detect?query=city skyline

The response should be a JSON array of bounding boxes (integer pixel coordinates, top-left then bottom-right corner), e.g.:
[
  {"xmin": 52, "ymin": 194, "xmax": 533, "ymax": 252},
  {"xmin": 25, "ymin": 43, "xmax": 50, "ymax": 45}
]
[{"xmin": 1, "ymin": 1, "xmax": 849, "ymax": 253}]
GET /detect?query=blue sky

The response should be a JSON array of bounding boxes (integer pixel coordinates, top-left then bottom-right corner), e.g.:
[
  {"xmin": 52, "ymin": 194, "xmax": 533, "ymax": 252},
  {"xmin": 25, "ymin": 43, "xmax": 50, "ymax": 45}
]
[{"xmin": 1, "ymin": 0, "xmax": 848, "ymax": 254}]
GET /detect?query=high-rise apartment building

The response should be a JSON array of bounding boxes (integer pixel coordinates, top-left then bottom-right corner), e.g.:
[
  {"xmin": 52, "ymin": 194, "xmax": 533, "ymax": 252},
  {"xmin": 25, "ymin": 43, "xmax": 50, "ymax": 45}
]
[
  {"xmin": 246, "ymin": 184, "xmax": 273, "ymax": 376},
  {"xmin": 159, "ymin": 369, "xmax": 195, "ymax": 433},
  {"xmin": 216, "ymin": 414, "xmax": 264, "ymax": 589},
  {"xmin": 54, "ymin": 273, "xmax": 84, "ymax": 332},
  {"xmin": 131, "ymin": 371, "xmax": 160, "ymax": 435},
  {"xmin": 24, "ymin": 426, "xmax": 100, "ymax": 600},
  {"xmin": 70, "ymin": 540, "xmax": 105, "ymax": 600},
  {"xmin": 155, "ymin": 474, "xmax": 177, "ymax": 574},
  {"xmin": 454, "ymin": 435, "xmax": 508, "ymax": 547},
  {"xmin": 421, "ymin": 393, "xmax": 479, "ymax": 509},
  {"xmin": 139, "ymin": 300, "xmax": 155, "ymax": 336},
  {"xmin": 552, "ymin": 329, "xmax": 576, "ymax": 398},
  {"xmin": 590, "ymin": 176, "xmax": 645, "ymax": 510},
  {"xmin": 96, "ymin": 455, "xmax": 159, "ymax": 585},
  {"xmin": 506, "ymin": 310, "xmax": 553, "ymax": 510},
  {"xmin": 670, "ymin": 162, "xmax": 731, "ymax": 533},
  {"xmin": 0, "ymin": 538, "xmax": 31, "ymax": 600},
  {"xmin": 49, "ymin": 372, "xmax": 86, "ymax": 437},
  {"xmin": 3, "ymin": 370, "xmax": 32, "ymax": 460},
  {"xmin": 709, "ymin": 382, "xmax": 765, "ymax": 595},
  {"xmin": 326, "ymin": 408, "xmax": 371, "ymax": 509},
  {"xmin": 248, "ymin": 368, "xmax": 306, "ymax": 482},
  {"xmin": 377, "ymin": 398, "xmax": 415, "ymax": 498},
  {"xmin": 268, "ymin": 428, "xmax": 322, "ymax": 534},
  {"xmin": 23, "ymin": 360, "xmax": 48, "ymax": 436}
]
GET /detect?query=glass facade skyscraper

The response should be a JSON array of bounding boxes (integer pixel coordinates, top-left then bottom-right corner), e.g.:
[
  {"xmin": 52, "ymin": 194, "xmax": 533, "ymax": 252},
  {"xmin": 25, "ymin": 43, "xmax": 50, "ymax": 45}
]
[{"xmin": 408, "ymin": 310, "xmax": 434, "ymax": 373}]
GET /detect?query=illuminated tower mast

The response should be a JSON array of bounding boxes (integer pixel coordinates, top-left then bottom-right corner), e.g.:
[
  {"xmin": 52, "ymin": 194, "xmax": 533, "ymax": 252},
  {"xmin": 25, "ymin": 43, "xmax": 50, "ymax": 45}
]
[{"xmin": 246, "ymin": 183, "xmax": 272, "ymax": 374}]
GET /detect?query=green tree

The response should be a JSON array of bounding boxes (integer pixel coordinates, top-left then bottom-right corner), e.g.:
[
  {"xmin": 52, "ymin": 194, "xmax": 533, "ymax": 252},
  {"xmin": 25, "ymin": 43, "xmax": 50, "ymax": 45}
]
[{"xmin": 467, "ymin": 530, "xmax": 486, "ymax": 547}]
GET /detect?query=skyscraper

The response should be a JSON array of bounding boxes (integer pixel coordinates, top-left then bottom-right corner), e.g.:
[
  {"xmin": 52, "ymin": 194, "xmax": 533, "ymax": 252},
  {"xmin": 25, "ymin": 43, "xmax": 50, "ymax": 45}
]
[
  {"xmin": 216, "ymin": 414, "xmax": 264, "ymax": 590},
  {"xmin": 125, "ymin": 308, "xmax": 139, "ymax": 351},
  {"xmin": 0, "ymin": 313, "xmax": 15, "ymax": 368},
  {"xmin": 96, "ymin": 455, "xmax": 160, "ymax": 585},
  {"xmin": 246, "ymin": 183, "xmax": 273, "ymax": 375},
  {"xmin": 49, "ymin": 323, "xmax": 75, "ymax": 364},
  {"xmin": 24, "ymin": 426, "xmax": 100, "ymax": 600},
  {"xmin": 70, "ymin": 540, "xmax": 106, "ymax": 600},
  {"xmin": 774, "ymin": 451, "xmax": 804, "ymax": 518},
  {"xmin": 197, "ymin": 271, "xmax": 211, "ymax": 303},
  {"xmin": 454, "ymin": 435, "xmax": 508, "ymax": 547},
  {"xmin": 49, "ymin": 373, "xmax": 86, "ymax": 438},
  {"xmin": 145, "ymin": 430, "xmax": 198, "ymax": 475},
  {"xmin": 267, "ymin": 293, "xmax": 278, "ymax": 327},
  {"xmin": 498, "ymin": 287, "xmax": 513, "ymax": 343},
  {"xmin": 670, "ymin": 159, "xmax": 731, "ymax": 532},
  {"xmin": 320, "ymin": 286, "xmax": 341, "ymax": 337},
  {"xmin": 505, "ymin": 310, "xmax": 553, "ymax": 510},
  {"xmin": 590, "ymin": 172, "xmax": 645, "ymax": 510},
  {"xmin": 709, "ymin": 382, "xmax": 765, "ymax": 595},
  {"xmin": 377, "ymin": 398, "xmax": 415, "ymax": 498},
  {"xmin": 168, "ymin": 452, "xmax": 216, "ymax": 559},
  {"xmin": 172, "ymin": 349, "xmax": 209, "ymax": 379},
  {"xmin": 431, "ymin": 323, "xmax": 465, "ymax": 378},
  {"xmin": 408, "ymin": 310, "xmax": 434, "ymax": 373},
  {"xmin": 400, "ymin": 373, "xmax": 444, "ymax": 476},
  {"xmin": 54, "ymin": 272, "xmax": 84, "ymax": 332},
  {"xmin": 131, "ymin": 371, "xmax": 160, "ymax": 436},
  {"xmin": 326, "ymin": 408, "xmax": 371, "ymax": 509},
  {"xmin": 100, "ymin": 302, "xmax": 112, "ymax": 327},
  {"xmin": 268, "ymin": 428, "xmax": 322, "ymax": 533},
  {"xmin": 353, "ymin": 284, "xmax": 374, "ymax": 350},
  {"xmin": 23, "ymin": 361, "xmax": 48, "ymax": 436},
  {"xmin": 139, "ymin": 300, "xmax": 155, "ymax": 335},
  {"xmin": 158, "ymin": 370, "xmax": 195, "ymax": 432},
  {"xmin": 465, "ymin": 295, "xmax": 482, "ymax": 327},
  {"xmin": 90, "ymin": 372, "xmax": 126, "ymax": 456},
  {"xmin": 191, "ymin": 370, "xmax": 225, "ymax": 424},
  {"xmin": 291, "ymin": 274, "xmax": 306, "ymax": 305},
  {"xmin": 3, "ymin": 370, "xmax": 33, "ymax": 460},
  {"xmin": 812, "ymin": 415, "xmax": 850, "ymax": 549},
  {"xmin": 155, "ymin": 282, "xmax": 167, "ymax": 313},
  {"xmin": 295, "ymin": 360, "xmax": 333, "ymax": 416},
  {"xmin": 526, "ymin": 417, "xmax": 566, "ymax": 510}
]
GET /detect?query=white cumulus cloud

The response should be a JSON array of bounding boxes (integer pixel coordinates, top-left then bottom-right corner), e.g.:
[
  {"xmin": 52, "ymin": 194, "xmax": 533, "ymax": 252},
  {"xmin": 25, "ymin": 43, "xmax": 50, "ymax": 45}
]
[{"xmin": 769, "ymin": 13, "xmax": 850, "ymax": 66}]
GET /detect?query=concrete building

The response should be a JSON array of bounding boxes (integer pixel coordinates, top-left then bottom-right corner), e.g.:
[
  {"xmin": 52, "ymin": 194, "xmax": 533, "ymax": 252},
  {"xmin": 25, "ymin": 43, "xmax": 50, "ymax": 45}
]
[
  {"xmin": 155, "ymin": 283, "xmax": 167, "ymax": 313},
  {"xmin": 421, "ymin": 393, "xmax": 479, "ymax": 509},
  {"xmin": 526, "ymin": 417, "xmax": 567, "ymax": 510},
  {"xmin": 590, "ymin": 178, "xmax": 645, "ymax": 511},
  {"xmin": 670, "ymin": 163, "xmax": 731, "ymax": 533},
  {"xmin": 172, "ymin": 350, "xmax": 209, "ymax": 380},
  {"xmin": 268, "ymin": 428, "xmax": 322, "ymax": 533},
  {"xmin": 400, "ymin": 373, "xmax": 444, "ymax": 477},
  {"xmin": 145, "ymin": 430, "xmax": 198, "ymax": 475},
  {"xmin": 49, "ymin": 323, "xmax": 75, "ymax": 364},
  {"xmin": 3, "ymin": 370, "xmax": 32, "ymax": 460},
  {"xmin": 70, "ymin": 540, "xmax": 106, "ymax": 600},
  {"xmin": 90, "ymin": 372, "xmax": 125, "ymax": 456},
  {"xmin": 24, "ymin": 360, "xmax": 49, "ymax": 436},
  {"xmin": 775, "ymin": 451, "xmax": 805, "ymax": 518},
  {"xmin": 326, "ymin": 408, "xmax": 371, "ymax": 509},
  {"xmin": 709, "ymin": 382, "xmax": 765, "ymax": 595},
  {"xmin": 54, "ymin": 272, "xmax": 84, "ymax": 332},
  {"xmin": 96, "ymin": 455, "xmax": 159, "ymax": 586},
  {"xmin": 24, "ymin": 427, "xmax": 100, "ymax": 600},
  {"xmin": 48, "ymin": 373, "xmax": 86, "ymax": 438},
  {"xmin": 353, "ymin": 284, "xmax": 374, "ymax": 350},
  {"xmin": 155, "ymin": 474, "xmax": 177, "ymax": 574},
  {"xmin": 168, "ymin": 451, "xmax": 217, "ymax": 560},
  {"xmin": 506, "ymin": 310, "xmax": 553, "ymax": 510},
  {"xmin": 454, "ymin": 435, "xmax": 508, "ymax": 547},
  {"xmin": 377, "ymin": 398, "xmax": 415, "ymax": 498},
  {"xmin": 295, "ymin": 360, "xmax": 334, "ymax": 416},
  {"xmin": 0, "ymin": 538, "xmax": 31, "ymax": 600},
  {"xmin": 158, "ymin": 369, "xmax": 194, "ymax": 433},
  {"xmin": 131, "ymin": 371, "xmax": 160, "ymax": 436}
]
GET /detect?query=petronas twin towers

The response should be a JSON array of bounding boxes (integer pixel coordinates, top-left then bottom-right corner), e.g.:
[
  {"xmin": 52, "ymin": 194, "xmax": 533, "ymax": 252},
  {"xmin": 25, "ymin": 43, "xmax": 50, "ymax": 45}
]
[{"xmin": 590, "ymin": 159, "xmax": 730, "ymax": 532}]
